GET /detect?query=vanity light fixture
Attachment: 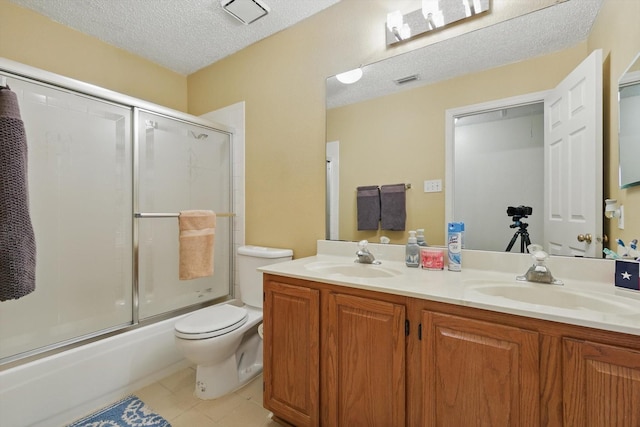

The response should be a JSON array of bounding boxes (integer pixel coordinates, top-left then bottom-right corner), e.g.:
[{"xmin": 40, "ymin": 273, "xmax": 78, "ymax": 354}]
[
  {"xmin": 605, "ymin": 198, "xmax": 625, "ymax": 229},
  {"xmin": 386, "ymin": 0, "xmax": 490, "ymax": 46},
  {"xmin": 221, "ymin": 0, "xmax": 270, "ymax": 25},
  {"xmin": 336, "ymin": 67, "xmax": 363, "ymax": 85}
]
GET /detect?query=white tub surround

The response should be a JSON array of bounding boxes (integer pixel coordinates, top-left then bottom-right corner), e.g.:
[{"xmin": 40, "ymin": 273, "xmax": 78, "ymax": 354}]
[
  {"xmin": 259, "ymin": 240, "xmax": 639, "ymax": 336},
  {"xmin": 0, "ymin": 316, "xmax": 190, "ymax": 427}
]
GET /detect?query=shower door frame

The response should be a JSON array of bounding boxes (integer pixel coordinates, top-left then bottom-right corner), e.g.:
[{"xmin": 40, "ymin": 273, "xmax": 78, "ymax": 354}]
[
  {"xmin": 0, "ymin": 58, "xmax": 236, "ymax": 367},
  {"xmin": 132, "ymin": 107, "xmax": 237, "ymax": 323}
]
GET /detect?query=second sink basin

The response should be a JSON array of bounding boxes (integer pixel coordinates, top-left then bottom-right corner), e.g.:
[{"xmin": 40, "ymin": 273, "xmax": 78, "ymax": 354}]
[
  {"xmin": 466, "ymin": 281, "xmax": 639, "ymax": 315},
  {"xmin": 304, "ymin": 261, "xmax": 402, "ymax": 278}
]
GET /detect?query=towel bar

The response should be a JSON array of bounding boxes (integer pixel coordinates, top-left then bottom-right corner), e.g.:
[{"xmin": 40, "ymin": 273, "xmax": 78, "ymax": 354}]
[{"xmin": 135, "ymin": 212, "xmax": 235, "ymax": 218}]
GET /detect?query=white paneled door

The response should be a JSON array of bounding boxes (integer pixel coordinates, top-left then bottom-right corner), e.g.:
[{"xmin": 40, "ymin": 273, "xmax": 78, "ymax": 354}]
[{"xmin": 544, "ymin": 49, "xmax": 603, "ymax": 257}]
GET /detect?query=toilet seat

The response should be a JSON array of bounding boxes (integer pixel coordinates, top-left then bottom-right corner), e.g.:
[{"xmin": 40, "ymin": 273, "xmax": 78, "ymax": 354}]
[{"xmin": 175, "ymin": 304, "xmax": 248, "ymax": 340}]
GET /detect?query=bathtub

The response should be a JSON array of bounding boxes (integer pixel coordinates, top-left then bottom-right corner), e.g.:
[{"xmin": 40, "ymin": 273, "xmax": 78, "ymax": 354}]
[{"xmin": 0, "ymin": 315, "xmax": 190, "ymax": 427}]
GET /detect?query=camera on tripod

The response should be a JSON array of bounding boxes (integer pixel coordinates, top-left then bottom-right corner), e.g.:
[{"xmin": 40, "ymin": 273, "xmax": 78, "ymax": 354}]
[
  {"xmin": 505, "ymin": 205, "xmax": 533, "ymax": 253},
  {"xmin": 507, "ymin": 205, "xmax": 532, "ymax": 220}
]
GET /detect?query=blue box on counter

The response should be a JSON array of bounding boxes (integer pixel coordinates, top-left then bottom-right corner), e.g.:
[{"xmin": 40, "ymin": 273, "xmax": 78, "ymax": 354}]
[{"xmin": 614, "ymin": 259, "xmax": 640, "ymax": 291}]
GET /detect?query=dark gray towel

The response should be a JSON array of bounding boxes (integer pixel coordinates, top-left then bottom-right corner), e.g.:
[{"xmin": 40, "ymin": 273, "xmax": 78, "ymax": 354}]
[
  {"xmin": 356, "ymin": 185, "xmax": 380, "ymax": 230},
  {"xmin": 0, "ymin": 86, "xmax": 36, "ymax": 301},
  {"xmin": 381, "ymin": 184, "xmax": 406, "ymax": 231}
]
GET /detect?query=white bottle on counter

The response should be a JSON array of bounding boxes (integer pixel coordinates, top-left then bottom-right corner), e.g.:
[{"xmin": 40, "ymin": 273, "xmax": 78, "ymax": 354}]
[{"xmin": 405, "ymin": 230, "xmax": 420, "ymax": 268}]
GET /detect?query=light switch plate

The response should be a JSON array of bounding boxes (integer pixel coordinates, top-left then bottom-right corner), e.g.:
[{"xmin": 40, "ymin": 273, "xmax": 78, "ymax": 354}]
[{"xmin": 424, "ymin": 179, "xmax": 442, "ymax": 193}]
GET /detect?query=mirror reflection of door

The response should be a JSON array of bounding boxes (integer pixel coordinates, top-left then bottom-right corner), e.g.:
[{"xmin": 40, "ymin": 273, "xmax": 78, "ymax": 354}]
[
  {"xmin": 448, "ymin": 50, "xmax": 603, "ymax": 256},
  {"xmin": 326, "ymin": 141, "xmax": 340, "ymax": 240},
  {"xmin": 544, "ymin": 49, "xmax": 603, "ymax": 258}
]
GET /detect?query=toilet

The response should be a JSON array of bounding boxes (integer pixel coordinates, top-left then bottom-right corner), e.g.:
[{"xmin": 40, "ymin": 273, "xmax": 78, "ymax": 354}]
[{"xmin": 174, "ymin": 245, "xmax": 293, "ymax": 399}]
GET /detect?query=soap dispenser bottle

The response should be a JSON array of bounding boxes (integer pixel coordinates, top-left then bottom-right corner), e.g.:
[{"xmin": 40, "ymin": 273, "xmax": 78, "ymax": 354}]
[
  {"xmin": 406, "ymin": 230, "xmax": 420, "ymax": 268},
  {"xmin": 416, "ymin": 229, "xmax": 428, "ymax": 247}
]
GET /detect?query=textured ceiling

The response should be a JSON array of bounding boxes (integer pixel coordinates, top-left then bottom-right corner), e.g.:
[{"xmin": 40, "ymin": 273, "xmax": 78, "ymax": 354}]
[
  {"xmin": 8, "ymin": 0, "xmax": 340, "ymax": 75},
  {"xmin": 327, "ymin": 0, "xmax": 604, "ymax": 109},
  {"xmin": 8, "ymin": 0, "xmax": 604, "ymax": 104}
]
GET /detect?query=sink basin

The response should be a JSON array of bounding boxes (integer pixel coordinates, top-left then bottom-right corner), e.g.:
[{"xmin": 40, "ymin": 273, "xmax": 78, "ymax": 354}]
[
  {"xmin": 304, "ymin": 261, "xmax": 402, "ymax": 278},
  {"xmin": 467, "ymin": 281, "xmax": 639, "ymax": 315}
]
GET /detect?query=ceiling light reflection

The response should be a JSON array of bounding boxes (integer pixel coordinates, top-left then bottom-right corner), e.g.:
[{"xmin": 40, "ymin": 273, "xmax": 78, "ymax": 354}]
[{"xmin": 336, "ymin": 68, "xmax": 363, "ymax": 84}]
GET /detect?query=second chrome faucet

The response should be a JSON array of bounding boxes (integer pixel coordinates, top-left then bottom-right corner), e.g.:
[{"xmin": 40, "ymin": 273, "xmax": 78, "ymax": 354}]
[
  {"xmin": 355, "ymin": 240, "xmax": 381, "ymax": 265},
  {"xmin": 516, "ymin": 244, "xmax": 563, "ymax": 285}
]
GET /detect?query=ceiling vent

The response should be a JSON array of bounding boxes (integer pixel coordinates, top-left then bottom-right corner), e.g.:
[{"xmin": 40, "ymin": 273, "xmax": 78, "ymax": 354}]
[
  {"xmin": 221, "ymin": 0, "xmax": 270, "ymax": 25},
  {"xmin": 394, "ymin": 74, "xmax": 420, "ymax": 85}
]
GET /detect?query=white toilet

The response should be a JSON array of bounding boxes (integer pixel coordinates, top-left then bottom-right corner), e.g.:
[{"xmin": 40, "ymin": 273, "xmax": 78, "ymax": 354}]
[{"xmin": 174, "ymin": 245, "xmax": 293, "ymax": 399}]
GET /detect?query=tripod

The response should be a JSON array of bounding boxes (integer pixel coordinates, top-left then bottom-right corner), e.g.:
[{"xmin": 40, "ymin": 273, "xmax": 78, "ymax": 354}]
[{"xmin": 505, "ymin": 219, "xmax": 531, "ymax": 253}]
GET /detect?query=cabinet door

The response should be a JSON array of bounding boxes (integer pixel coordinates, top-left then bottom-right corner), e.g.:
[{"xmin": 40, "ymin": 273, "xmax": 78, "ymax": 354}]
[
  {"xmin": 325, "ymin": 293, "xmax": 406, "ymax": 427},
  {"xmin": 563, "ymin": 338, "xmax": 640, "ymax": 427},
  {"xmin": 421, "ymin": 312, "xmax": 540, "ymax": 426},
  {"xmin": 263, "ymin": 279, "xmax": 320, "ymax": 427}
]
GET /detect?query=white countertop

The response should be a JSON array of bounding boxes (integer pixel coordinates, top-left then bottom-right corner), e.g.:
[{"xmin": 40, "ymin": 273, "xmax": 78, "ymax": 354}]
[{"xmin": 260, "ymin": 241, "xmax": 640, "ymax": 336}]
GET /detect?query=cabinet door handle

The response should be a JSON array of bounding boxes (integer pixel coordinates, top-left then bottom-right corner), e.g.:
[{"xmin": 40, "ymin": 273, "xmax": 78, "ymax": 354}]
[{"xmin": 405, "ymin": 319, "xmax": 410, "ymax": 336}]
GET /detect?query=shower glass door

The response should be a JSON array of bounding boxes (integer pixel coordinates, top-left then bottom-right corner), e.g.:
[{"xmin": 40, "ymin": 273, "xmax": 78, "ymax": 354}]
[
  {"xmin": 137, "ymin": 110, "xmax": 233, "ymax": 319},
  {"xmin": 0, "ymin": 76, "xmax": 133, "ymax": 361}
]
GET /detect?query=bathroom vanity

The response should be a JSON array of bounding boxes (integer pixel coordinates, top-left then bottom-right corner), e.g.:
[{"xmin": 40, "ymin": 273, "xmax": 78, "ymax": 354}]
[{"xmin": 261, "ymin": 241, "xmax": 640, "ymax": 427}]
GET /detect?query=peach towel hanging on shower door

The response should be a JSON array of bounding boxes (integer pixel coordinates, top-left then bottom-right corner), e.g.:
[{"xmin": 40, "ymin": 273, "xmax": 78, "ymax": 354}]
[{"xmin": 178, "ymin": 210, "xmax": 216, "ymax": 280}]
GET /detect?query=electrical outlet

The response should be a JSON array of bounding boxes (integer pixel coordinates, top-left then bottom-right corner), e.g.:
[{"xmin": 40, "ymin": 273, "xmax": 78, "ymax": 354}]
[{"xmin": 424, "ymin": 179, "xmax": 442, "ymax": 193}]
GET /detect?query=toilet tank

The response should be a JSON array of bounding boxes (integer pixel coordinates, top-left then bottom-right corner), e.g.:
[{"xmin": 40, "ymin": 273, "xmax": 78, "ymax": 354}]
[{"xmin": 237, "ymin": 245, "xmax": 293, "ymax": 308}]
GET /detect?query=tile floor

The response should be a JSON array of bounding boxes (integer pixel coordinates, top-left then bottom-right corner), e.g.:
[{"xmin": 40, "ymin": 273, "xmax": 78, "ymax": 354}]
[{"xmin": 133, "ymin": 366, "xmax": 283, "ymax": 427}]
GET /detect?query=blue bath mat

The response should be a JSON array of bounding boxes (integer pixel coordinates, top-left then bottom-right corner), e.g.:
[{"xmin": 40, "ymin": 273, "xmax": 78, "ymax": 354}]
[{"xmin": 67, "ymin": 395, "xmax": 171, "ymax": 427}]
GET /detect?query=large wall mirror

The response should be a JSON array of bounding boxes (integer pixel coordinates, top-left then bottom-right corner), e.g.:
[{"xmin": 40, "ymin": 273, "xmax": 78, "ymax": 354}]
[
  {"xmin": 619, "ymin": 52, "xmax": 640, "ymax": 189},
  {"xmin": 326, "ymin": 1, "xmax": 614, "ymax": 258}
]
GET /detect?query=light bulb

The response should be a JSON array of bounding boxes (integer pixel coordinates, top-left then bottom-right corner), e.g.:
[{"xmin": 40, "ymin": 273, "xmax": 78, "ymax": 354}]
[{"xmin": 386, "ymin": 10, "xmax": 403, "ymax": 32}]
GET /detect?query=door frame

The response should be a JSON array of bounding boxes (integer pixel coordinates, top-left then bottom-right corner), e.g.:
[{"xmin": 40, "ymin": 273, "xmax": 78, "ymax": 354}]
[
  {"xmin": 326, "ymin": 140, "xmax": 340, "ymax": 240},
  {"xmin": 445, "ymin": 90, "xmax": 549, "ymax": 244}
]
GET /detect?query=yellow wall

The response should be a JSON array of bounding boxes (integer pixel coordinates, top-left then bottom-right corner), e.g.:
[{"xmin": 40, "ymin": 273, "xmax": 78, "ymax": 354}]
[
  {"xmin": 0, "ymin": 0, "xmax": 187, "ymax": 111},
  {"xmin": 328, "ymin": 44, "xmax": 587, "ymax": 245},
  {"xmin": 186, "ymin": 2, "xmax": 380, "ymax": 257},
  {"xmin": 2, "ymin": 0, "xmax": 637, "ymax": 257},
  {"xmin": 187, "ymin": 0, "xmax": 561, "ymax": 257},
  {"xmin": 588, "ymin": 0, "xmax": 640, "ymax": 245}
]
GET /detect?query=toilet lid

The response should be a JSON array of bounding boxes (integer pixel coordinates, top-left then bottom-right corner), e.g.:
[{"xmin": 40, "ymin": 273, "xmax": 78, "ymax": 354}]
[{"xmin": 175, "ymin": 304, "xmax": 248, "ymax": 340}]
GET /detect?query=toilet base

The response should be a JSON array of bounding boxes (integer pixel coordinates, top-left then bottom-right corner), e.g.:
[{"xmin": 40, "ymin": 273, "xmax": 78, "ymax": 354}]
[
  {"xmin": 192, "ymin": 322, "xmax": 263, "ymax": 400},
  {"xmin": 236, "ymin": 327, "xmax": 263, "ymax": 385},
  {"xmin": 194, "ymin": 357, "xmax": 238, "ymax": 400}
]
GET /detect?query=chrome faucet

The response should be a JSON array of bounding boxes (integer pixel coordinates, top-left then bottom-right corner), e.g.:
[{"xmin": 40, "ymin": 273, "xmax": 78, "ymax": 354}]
[
  {"xmin": 516, "ymin": 244, "xmax": 563, "ymax": 285},
  {"xmin": 355, "ymin": 240, "xmax": 381, "ymax": 264}
]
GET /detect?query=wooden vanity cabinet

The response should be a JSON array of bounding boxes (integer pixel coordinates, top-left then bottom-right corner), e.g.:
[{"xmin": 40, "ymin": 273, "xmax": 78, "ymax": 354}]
[
  {"xmin": 562, "ymin": 338, "xmax": 640, "ymax": 427},
  {"xmin": 263, "ymin": 274, "xmax": 408, "ymax": 427},
  {"xmin": 416, "ymin": 309, "xmax": 541, "ymax": 426},
  {"xmin": 264, "ymin": 273, "xmax": 640, "ymax": 427},
  {"xmin": 324, "ymin": 292, "xmax": 406, "ymax": 427},
  {"xmin": 263, "ymin": 277, "xmax": 320, "ymax": 427},
  {"xmin": 409, "ymin": 299, "xmax": 640, "ymax": 427}
]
